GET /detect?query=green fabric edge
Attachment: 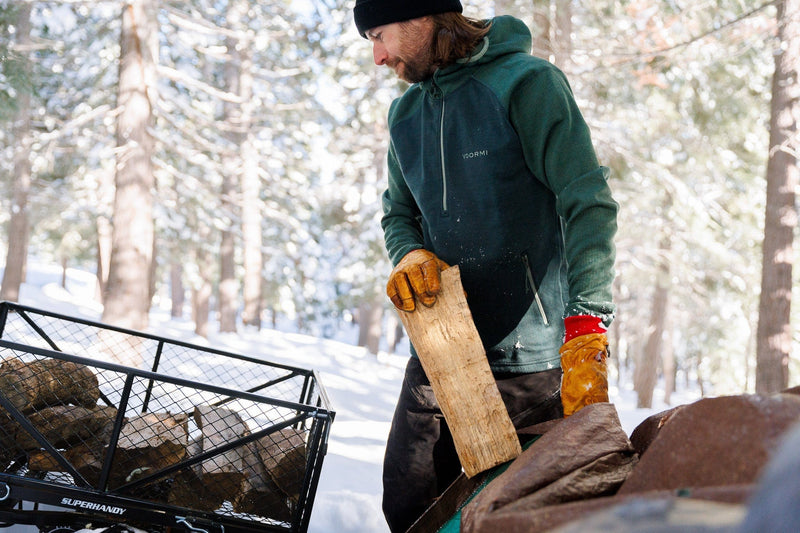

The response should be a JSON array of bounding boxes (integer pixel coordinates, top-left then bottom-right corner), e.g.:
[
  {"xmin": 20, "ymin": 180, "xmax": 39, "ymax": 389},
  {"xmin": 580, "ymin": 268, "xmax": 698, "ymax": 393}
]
[{"xmin": 438, "ymin": 436, "xmax": 540, "ymax": 532}]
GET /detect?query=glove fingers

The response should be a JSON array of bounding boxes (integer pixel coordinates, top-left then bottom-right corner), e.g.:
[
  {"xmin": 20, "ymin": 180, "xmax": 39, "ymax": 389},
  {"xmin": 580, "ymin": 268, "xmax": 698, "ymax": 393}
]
[
  {"xmin": 419, "ymin": 259, "xmax": 445, "ymax": 306},
  {"xmin": 407, "ymin": 262, "xmax": 441, "ymax": 307},
  {"xmin": 387, "ymin": 250, "xmax": 449, "ymax": 311},
  {"xmin": 387, "ymin": 274, "xmax": 416, "ymax": 312},
  {"xmin": 561, "ymin": 359, "xmax": 608, "ymax": 416}
]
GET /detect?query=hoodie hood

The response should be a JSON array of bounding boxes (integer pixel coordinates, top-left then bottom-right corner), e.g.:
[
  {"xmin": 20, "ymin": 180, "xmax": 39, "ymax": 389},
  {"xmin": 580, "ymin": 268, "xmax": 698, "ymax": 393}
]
[
  {"xmin": 420, "ymin": 15, "xmax": 533, "ymax": 93},
  {"xmin": 474, "ymin": 15, "xmax": 532, "ymax": 63}
]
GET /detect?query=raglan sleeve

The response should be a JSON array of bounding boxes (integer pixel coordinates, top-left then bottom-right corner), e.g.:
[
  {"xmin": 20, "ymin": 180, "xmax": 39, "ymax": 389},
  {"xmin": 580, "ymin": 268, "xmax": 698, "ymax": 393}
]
[
  {"xmin": 380, "ymin": 135, "xmax": 425, "ymax": 267},
  {"xmin": 509, "ymin": 65, "xmax": 618, "ymax": 326}
]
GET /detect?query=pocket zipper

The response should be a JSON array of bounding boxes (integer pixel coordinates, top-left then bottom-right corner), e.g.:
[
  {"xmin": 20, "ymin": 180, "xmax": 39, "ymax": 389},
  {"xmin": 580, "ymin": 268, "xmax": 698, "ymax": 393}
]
[{"xmin": 522, "ymin": 254, "xmax": 549, "ymax": 326}]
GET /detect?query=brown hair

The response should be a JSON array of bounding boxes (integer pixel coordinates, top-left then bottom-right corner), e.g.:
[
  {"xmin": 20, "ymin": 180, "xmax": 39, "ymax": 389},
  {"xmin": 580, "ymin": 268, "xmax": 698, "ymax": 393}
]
[{"xmin": 429, "ymin": 12, "xmax": 491, "ymax": 68}]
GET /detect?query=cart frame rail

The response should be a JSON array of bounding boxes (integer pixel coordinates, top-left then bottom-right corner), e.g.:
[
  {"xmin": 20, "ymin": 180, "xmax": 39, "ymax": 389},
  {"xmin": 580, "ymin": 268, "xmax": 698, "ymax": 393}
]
[{"xmin": 0, "ymin": 301, "xmax": 335, "ymax": 533}]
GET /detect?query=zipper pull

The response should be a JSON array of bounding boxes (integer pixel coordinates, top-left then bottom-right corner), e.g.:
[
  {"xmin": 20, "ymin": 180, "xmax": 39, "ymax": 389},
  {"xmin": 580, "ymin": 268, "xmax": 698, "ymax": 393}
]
[{"xmin": 522, "ymin": 254, "xmax": 550, "ymax": 326}]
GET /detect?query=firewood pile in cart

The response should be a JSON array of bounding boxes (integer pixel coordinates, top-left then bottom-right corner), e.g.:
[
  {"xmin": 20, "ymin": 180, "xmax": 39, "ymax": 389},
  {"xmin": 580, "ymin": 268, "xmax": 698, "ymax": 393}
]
[{"xmin": 0, "ymin": 301, "xmax": 335, "ymax": 533}]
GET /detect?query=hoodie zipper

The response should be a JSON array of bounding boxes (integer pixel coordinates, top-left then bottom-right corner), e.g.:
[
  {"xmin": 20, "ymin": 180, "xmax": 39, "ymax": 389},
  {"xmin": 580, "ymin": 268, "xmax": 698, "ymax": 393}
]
[
  {"xmin": 439, "ymin": 98, "xmax": 448, "ymax": 214},
  {"xmin": 522, "ymin": 254, "xmax": 549, "ymax": 326}
]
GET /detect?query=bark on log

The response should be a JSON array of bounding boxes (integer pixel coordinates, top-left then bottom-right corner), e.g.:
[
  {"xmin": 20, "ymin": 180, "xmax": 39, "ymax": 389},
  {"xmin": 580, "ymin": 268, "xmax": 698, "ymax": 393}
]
[
  {"xmin": 17, "ymin": 405, "xmax": 117, "ymax": 487},
  {"xmin": 0, "ymin": 413, "xmax": 21, "ymax": 469},
  {"xmin": 14, "ymin": 405, "xmax": 117, "ymax": 450},
  {"xmin": 27, "ymin": 449, "xmax": 61, "ymax": 471},
  {"xmin": 28, "ymin": 440, "xmax": 110, "ymax": 486},
  {"xmin": 397, "ymin": 266, "xmax": 522, "ymax": 477},
  {"xmin": 0, "ymin": 358, "xmax": 100, "ymax": 412}
]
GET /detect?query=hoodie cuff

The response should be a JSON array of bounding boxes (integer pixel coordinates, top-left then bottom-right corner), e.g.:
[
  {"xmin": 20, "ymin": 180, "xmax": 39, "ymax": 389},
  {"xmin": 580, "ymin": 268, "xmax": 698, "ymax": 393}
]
[{"xmin": 564, "ymin": 315, "xmax": 606, "ymax": 343}]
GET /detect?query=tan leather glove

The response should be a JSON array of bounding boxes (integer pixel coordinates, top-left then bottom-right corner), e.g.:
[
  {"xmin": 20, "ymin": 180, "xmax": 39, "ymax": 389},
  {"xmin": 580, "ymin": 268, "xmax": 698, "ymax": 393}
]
[
  {"xmin": 559, "ymin": 333, "xmax": 609, "ymax": 417},
  {"xmin": 387, "ymin": 249, "xmax": 449, "ymax": 312}
]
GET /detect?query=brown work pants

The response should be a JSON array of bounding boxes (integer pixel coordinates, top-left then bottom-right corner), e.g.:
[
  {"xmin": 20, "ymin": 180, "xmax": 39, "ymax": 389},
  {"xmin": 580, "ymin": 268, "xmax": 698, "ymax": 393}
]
[{"xmin": 382, "ymin": 357, "xmax": 563, "ymax": 533}]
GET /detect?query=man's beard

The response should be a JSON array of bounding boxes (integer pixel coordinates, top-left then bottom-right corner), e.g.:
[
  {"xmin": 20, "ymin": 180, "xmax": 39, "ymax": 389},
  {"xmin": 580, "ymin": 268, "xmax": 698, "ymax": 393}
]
[
  {"xmin": 391, "ymin": 26, "xmax": 436, "ymax": 83},
  {"xmin": 391, "ymin": 53, "xmax": 436, "ymax": 83}
]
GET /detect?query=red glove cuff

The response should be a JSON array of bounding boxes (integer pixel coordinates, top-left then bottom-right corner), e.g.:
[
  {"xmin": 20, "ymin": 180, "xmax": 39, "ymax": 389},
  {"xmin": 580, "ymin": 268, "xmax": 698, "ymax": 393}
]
[{"xmin": 564, "ymin": 315, "xmax": 606, "ymax": 342}]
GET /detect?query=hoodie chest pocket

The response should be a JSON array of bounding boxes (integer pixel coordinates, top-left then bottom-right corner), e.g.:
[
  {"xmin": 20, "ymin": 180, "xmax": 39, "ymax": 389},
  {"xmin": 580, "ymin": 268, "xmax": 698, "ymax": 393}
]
[{"xmin": 443, "ymin": 85, "xmax": 528, "ymax": 183}]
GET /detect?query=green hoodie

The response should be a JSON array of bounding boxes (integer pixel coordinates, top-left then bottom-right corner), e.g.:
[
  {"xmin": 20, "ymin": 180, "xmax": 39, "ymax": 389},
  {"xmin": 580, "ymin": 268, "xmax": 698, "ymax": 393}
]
[{"xmin": 381, "ymin": 15, "xmax": 618, "ymax": 372}]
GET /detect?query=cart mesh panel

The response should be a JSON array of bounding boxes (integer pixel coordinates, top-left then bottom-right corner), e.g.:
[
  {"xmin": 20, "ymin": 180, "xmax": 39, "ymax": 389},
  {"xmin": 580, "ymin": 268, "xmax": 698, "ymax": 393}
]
[{"xmin": 0, "ymin": 303, "xmax": 333, "ymax": 532}]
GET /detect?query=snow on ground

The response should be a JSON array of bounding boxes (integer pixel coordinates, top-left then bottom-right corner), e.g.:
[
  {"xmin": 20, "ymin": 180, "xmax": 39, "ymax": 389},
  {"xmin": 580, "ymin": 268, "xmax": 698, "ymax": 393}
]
[{"xmin": 8, "ymin": 261, "xmax": 699, "ymax": 533}]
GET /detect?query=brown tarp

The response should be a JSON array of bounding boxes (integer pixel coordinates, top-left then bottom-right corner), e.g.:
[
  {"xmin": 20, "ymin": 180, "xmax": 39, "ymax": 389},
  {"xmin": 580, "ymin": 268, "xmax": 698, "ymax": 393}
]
[
  {"xmin": 457, "ymin": 393, "xmax": 800, "ymax": 533},
  {"xmin": 619, "ymin": 394, "xmax": 800, "ymax": 495},
  {"xmin": 461, "ymin": 402, "xmax": 636, "ymax": 533}
]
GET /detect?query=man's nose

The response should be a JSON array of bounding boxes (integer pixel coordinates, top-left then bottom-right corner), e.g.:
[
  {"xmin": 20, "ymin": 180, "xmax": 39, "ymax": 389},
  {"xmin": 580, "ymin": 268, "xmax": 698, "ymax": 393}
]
[{"xmin": 373, "ymin": 42, "xmax": 388, "ymax": 66}]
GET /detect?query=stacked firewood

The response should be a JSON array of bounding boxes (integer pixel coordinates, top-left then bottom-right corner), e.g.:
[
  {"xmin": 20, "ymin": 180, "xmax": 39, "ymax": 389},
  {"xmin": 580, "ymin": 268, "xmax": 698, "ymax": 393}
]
[{"xmin": 0, "ymin": 357, "xmax": 307, "ymax": 520}]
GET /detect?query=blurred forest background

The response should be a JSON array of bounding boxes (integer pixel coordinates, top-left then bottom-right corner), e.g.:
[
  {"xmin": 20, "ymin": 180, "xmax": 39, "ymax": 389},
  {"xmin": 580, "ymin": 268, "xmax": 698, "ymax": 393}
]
[{"xmin": 1, "ymin": 0, "xmax": 798, "ymax": 408}]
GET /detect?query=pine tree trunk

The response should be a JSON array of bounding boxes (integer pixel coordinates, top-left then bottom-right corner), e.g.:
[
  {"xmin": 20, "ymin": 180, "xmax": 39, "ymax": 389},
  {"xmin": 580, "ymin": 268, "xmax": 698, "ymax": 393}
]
[
  {"xmin": 662, "ymin": 327, "xmax": 675, "ymax": 405},
  {"xmin": 553, "ymin": 0, "xmax": 572, "ymax": 69},
  {"xmin": 756, "ymin": 0, "xmax": 799, "ymax": 394},
  {"xmin": 0, "ymin": 3, "xmax": 33, "ymax": 303},
  {"xmin": 636, "ymin": 231, "xmax": 671, "ymax": 408},
  {"xmin": 192, "ymin": 242, "xmax": 212, "ymax": 339},
  {"xmin": 95, "ymin": 213, "xmax": 113, "ymax": 303},
  {"xmin": 170, "ymin": 262, "xmax": 184, "ymax": 318},
  {"xmin": 237, "ymin": 26, "xmax": 263, "ymax": 330},
  {"xmin": 357, "ymin": 298, "xmax": 383, "ymax": 355},
  {"xmin": 103, "ymin": 0, "xmax": 158, "ymax": 332},
  {"xmin": 385, "ymin": 312, "xmax": 403, "ymax": 354},
  {"xmin": 531, "ymin": 0, "xmax": 552, "ymax": 61},
  {"xmin": 219, "ymin": 226, "xmax": 238, "ymax": 332},
  {"xmin": 217, "ymin": 0, "xmax": 250, "ymax": 334}
]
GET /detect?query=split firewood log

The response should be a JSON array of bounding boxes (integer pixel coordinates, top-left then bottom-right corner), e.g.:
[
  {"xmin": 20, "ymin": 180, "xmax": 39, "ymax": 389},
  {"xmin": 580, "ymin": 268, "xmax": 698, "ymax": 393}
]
[
  {"xmin": 257, "ymin": 427, "xmax": 307, "ymax": 501},
  {"xmin": 14, "ymin": 405, "xmax": 117, "ymax": 450},
  {"xmin": 233, "ymin": 427, "xmax": 307, "ymax": 521},
  {"xmin": 27, "ymin": 449, "xmax": 62, "ymax": 471},
  {"xmin": 0, "ymin": 413, "xmax": 21, "ymax": 470},
  {"xmin": 167, "ymin": 438, "xmax": 227, "ymax": 512},
  {"xmin": 111, "ymin": 412, "xmax": 189, "ymax": 490},
  {"xmin": 167, "ymin": 406, "xmax": 256, "ymax": 512},
  {"xmin": 28, "ymin": 440, "xmax": 110, "ymax": 487},
  {"xmin": 0, "ymin": 358, "xmax": 100, "ymax": 412},
  {"xmin": 193, "ymin": 405, "xmax": 251, "ymax": 474},
  {"xmin": 21, "ymin": 405, "xmax": 117, "ymax": 487},
  {"xmin": 234, "ymin": 441, "xmax": 294, "ymax": 521},
  {"xmin": 191, "ymin": 406, "xmax": 249, "ymax": 502}
]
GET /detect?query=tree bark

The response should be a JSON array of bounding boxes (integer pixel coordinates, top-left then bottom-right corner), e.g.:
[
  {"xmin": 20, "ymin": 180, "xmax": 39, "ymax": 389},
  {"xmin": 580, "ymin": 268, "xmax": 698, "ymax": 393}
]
[
  {"xmin": 170, "ymin": 261, "xmax": 184, "ymax": 318},
  {"xmin": 236, "ymin": 16, "xmax": 263, "ymax": 330},
  {"xmin": 357, "ymin": 297, "xmax": 383, "ymax": 355},
  {"xmin": 553, "ymin": 0, "xmax": 573, "ymax": 69},
  {"xmin": 218, "ymin": 221, "xmax": 238, "ymax": 332},
  {"xmin": 385, "ymin": 312, "xmax": 404, "ymax": 354},
  {"xmin": 95, "ymin": 166, "xmax": 115, "ymax": 303},
  {"xmin": 662, "ymin": 325, "xmax": 675, "ymax": 405},
  {"xmin": 102, "ymin": 0, "xmax": 158, "ymax": 332},
  {"xmin": 192, "ymin": 226, "xmax": 213, "ymax": 338},
  {"xmin": 0, "ymin": 3, "xmax": 33, "ymax": 303},
  {"xmin": 217, "ymin": 2, "xmax": 248, "ymax": 334},
  {"xmin": 636, "ymin": 230, "xmax": 671, "ymax": 409},
  {"xmin": 531, "ymin": 0, "xmax": 552, "ymax": 61},
  {"xmin": 756, "ymin": 0, "xmax": 799, "ymax": 394}
]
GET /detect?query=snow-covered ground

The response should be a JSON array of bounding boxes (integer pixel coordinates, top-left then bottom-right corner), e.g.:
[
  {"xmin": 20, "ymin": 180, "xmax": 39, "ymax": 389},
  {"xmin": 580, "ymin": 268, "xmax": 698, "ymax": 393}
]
[{"xmin": 6, "ymin": 262, "xmax": 699, "ymax": 533}]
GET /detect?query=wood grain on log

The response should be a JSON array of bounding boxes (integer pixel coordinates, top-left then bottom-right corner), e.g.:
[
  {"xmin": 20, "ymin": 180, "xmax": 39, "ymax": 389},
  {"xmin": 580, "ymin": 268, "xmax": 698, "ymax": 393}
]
[{"xmin": 397, "ymin": 266, "xmax": 521, "ymax": 477}]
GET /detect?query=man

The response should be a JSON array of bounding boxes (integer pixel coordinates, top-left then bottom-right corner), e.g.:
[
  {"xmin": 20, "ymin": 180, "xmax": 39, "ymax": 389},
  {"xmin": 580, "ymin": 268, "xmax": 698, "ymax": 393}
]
[{"xmin": 353, "ymin": 1, "xmax": 619, "ymax": 531}]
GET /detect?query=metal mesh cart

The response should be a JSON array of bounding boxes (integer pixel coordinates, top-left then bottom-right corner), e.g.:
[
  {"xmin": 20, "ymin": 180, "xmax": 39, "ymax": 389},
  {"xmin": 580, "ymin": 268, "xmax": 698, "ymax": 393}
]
[{"xmin": 0, "ymin": 301, "xmax": 334, "ymax": 533}]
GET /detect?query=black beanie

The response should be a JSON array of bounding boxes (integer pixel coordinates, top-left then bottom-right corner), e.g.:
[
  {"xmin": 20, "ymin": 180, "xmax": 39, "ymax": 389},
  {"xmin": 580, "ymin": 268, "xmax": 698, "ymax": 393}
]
[{"xmin": 354, "ymin": 0, "xmax": 463, "ymax": 37}]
